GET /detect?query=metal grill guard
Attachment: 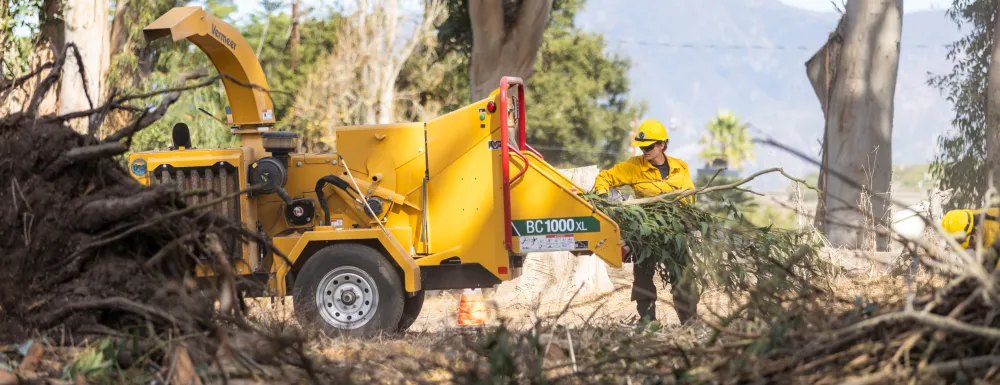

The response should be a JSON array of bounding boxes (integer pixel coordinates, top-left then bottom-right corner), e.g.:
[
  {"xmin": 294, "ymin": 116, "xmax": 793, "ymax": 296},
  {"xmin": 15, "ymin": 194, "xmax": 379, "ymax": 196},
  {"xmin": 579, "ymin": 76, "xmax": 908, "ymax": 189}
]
[{"xmin": 151, "ymin": 163, "xmax": 243, "ymax": 259}]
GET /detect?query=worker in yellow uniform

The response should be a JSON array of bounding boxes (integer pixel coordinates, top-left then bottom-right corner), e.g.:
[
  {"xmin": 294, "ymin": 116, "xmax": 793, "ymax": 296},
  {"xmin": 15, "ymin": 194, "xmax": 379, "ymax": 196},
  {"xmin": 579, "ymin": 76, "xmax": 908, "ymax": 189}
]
[
  {"xmin": 941, "ymin": 208, "xmax": 1000, "ymax": 268},
  {"xmin": 593, "ymin": 119, "xmax": 698, "ymax": 324}
]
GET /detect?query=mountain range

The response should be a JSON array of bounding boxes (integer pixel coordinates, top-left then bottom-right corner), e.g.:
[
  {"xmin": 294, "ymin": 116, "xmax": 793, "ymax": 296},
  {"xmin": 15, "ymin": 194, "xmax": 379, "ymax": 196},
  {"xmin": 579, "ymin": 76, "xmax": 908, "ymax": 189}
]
[{"xmin": 576, "ymin": 0, "xmax": 964, "ymax": 191}]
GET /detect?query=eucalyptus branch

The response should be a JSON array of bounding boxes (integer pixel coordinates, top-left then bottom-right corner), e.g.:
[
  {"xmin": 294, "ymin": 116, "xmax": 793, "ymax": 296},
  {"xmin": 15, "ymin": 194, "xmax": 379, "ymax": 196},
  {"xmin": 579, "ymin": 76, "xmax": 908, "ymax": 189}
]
[{"xmin": 622, "ymin": 167, "xmax": 816, "ymax": 206}]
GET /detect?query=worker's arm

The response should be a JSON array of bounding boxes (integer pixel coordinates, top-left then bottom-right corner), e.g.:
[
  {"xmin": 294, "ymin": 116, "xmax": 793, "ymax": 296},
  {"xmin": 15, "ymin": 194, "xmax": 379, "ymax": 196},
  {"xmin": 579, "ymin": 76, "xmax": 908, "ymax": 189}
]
[
  {"xmin": 593, "ymin": 161, "xmax": 632, "ymax": 196},
  {"xmin": 676, "ymin": 169, "xmax": 697, "ymax": 205}
]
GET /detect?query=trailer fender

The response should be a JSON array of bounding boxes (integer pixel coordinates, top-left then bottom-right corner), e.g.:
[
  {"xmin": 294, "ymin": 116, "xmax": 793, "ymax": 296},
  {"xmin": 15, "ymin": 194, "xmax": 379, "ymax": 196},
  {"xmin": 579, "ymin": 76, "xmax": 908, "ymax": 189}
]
[{"xmin": 270, "ymin": 228, "xmax": 421, "ymax": 296}]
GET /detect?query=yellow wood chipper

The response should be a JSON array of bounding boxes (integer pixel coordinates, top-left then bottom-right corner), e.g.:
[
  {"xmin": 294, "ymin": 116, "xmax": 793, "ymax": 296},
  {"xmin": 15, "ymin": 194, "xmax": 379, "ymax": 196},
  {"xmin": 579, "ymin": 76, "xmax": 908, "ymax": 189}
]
[{"xmin": 129, "ymin": 6, "xmax": 624, "ymax": 336}]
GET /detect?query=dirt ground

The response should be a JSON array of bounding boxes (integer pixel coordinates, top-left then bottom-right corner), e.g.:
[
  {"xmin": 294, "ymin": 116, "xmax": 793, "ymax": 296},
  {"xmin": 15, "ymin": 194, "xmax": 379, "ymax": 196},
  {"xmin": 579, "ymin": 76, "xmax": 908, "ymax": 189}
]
[{"xmin": 247, "ymin": 259, "xmax": 934, "ymax": 334}]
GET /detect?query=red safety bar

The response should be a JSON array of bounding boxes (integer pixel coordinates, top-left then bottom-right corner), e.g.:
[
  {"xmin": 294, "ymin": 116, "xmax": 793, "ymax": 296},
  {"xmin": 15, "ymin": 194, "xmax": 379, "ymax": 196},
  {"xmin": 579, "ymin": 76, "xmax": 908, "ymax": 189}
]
[
  {"xmin": 525, "ymin": 143, "xmax": 544, "ymax": 159},
  {"xmin": 499, "ymin": 76, "xmax": 529, "ymax": 251}
]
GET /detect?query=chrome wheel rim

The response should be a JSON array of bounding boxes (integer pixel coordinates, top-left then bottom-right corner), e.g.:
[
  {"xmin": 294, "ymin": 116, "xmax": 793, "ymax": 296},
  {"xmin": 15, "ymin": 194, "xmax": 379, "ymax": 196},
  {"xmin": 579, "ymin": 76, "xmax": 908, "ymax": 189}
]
[{"xmin": 316, "ymin": 266, "xmax": 378, "ymax": 329}]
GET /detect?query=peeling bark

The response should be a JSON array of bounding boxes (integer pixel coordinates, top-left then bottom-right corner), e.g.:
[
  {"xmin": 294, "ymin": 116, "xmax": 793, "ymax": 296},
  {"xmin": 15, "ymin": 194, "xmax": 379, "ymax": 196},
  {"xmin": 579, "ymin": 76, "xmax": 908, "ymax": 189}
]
[
  {"xmin": 822, "ymin": 0, "xmax": 902, "ymax": 250},
  {"xmin": 468, "ymin": 0, "xmax": 553, "ymax": 102}
]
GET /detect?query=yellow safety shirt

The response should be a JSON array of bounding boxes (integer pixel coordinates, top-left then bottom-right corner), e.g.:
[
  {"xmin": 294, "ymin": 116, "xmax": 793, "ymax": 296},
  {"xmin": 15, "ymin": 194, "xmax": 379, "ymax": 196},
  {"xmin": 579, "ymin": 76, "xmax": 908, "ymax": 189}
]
[{"xmin": 593, "ymin": 155, "xmax": 696, "ymax": 202}]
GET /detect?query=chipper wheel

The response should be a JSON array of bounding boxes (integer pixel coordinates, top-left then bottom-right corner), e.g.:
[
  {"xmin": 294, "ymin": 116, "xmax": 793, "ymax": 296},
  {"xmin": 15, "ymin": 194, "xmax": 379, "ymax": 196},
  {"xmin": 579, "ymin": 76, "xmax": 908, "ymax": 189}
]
[
  {"xmin": 398, "ymin": 289, "xmax": 425, "ymax": 332},
  {"xmin": 293, "ymin": 243, "xmax": 404, "ymax": 337}
]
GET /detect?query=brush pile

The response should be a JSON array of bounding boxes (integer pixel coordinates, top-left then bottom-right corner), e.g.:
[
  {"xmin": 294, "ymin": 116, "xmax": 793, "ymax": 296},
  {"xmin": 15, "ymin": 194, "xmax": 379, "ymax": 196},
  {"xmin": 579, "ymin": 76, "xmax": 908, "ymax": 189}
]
[
  {"xmin": 0, "ymin": 111, "xmax": 239, "ymax": 342},
  {"xmin": 588, "ymin": 190, "xmax": 836, "ymax": 321},
  {"xmin": 729, "ymin": 276, "xmax": 1000, "ymax": 384},
  {"xmin": 0, "ymin": 50, "xmax": 322, "ymax": 383}
]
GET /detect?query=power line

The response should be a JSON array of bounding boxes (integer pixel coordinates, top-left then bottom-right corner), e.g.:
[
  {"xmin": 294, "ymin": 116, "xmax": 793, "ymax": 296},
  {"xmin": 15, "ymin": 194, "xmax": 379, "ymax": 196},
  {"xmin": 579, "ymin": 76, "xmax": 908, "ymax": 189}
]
[{"xmin": 610, "ymin": 39, "xmax": 949, "ymax": 51}]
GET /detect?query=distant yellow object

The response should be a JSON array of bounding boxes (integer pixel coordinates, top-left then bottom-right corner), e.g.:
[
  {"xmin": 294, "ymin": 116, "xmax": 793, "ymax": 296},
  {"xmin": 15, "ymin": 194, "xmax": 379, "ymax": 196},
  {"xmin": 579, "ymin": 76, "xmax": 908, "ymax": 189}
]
[
  {"xmin": 942, "ymin": 208, "xmax": 1000, "ymax": 250},
  {"xmin": 631, "ymin": 119, "xmax": 669, "ymax": 147},
  {"xmin": 593, "ymin": 155, "xmax": 695, "ymax": 201}
]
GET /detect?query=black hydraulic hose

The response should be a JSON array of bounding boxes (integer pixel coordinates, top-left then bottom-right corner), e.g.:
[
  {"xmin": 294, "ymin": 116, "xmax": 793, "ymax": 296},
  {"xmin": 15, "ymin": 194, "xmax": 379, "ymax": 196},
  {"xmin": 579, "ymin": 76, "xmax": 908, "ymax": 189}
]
[
  {"xmin": 275, "ymin": 186, "xmax": 293, "ymax": 205},
  {"xmin": 315, "ymin": 175, "xmax": 360, "ymax": 226}
]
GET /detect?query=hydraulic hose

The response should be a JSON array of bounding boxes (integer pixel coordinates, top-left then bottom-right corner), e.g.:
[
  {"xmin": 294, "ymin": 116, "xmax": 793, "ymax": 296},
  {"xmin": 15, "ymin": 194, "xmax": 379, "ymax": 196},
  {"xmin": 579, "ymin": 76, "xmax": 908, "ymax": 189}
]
[{"xmin": 315, "ymin": 175, "xmax": 360, "ymax": 226}]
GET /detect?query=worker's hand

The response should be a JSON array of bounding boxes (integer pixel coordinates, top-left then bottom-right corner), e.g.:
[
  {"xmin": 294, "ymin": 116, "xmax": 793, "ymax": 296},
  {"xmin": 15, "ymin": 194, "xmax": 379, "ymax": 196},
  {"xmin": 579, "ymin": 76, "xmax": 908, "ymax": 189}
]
[{"xmin": 607, "ymin": 189, "xmax": 624, "ymax": 203}]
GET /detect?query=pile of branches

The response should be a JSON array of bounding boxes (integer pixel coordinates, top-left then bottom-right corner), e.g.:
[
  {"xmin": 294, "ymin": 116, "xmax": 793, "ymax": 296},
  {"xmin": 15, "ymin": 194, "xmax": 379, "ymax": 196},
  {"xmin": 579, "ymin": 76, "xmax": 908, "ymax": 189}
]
[
  {"xmin": 0, "ymin": 47, "xmax": 322, "ymax": 383},
  {"xmin": 581, "ymin": 165, "xmax": 1000, "ymax": 383},
  {"xmin": 586, "ymin": 172, "xmax": 837, "ymax": 323}
]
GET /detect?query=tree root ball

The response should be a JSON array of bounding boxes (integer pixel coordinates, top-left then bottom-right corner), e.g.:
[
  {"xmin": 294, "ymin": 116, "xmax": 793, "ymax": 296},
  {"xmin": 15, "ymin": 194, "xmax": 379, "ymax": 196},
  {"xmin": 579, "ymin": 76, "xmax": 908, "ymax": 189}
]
[{"xmin": 0, "ymin": 114, "xmax": 225, "ymax": 345}]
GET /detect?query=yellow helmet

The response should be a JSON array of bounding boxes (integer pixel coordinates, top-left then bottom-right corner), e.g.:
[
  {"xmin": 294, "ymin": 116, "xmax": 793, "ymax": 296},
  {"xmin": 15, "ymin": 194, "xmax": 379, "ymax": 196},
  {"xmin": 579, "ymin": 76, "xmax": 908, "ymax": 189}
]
[
  {"xmin": 631, "ymin": 119, "xmax": 669, "ymax": 147},
  {"xmin": 942, "ymin": 209, "xmax": 974, "ymax": 248}
]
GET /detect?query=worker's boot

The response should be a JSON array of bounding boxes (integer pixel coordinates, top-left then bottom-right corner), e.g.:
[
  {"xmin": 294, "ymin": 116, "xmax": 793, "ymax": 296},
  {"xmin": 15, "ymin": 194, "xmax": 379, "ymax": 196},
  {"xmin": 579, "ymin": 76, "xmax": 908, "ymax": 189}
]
[
  {"xmin": 636, "ymin": 299, "xmax": 656, "ymax": 322},
  {"xmin": 671, "ymin": 274, "xmax": 700, "ymax": 325}
]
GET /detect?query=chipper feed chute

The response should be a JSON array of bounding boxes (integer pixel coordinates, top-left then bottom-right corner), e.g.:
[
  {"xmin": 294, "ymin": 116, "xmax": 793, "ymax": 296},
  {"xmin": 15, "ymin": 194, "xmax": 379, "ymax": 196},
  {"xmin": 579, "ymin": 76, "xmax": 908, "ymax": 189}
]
[{"xmin": 421, "ymin": 77, "xmax": 624, "ymax": 274}]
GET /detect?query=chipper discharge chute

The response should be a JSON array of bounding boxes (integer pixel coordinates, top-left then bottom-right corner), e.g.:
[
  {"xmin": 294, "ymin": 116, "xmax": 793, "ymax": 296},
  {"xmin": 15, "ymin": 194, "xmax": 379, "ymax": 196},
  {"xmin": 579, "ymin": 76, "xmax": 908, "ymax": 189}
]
[{"xmin": 129, "ymin": 6, "xmax": 624, "ymax": 337}]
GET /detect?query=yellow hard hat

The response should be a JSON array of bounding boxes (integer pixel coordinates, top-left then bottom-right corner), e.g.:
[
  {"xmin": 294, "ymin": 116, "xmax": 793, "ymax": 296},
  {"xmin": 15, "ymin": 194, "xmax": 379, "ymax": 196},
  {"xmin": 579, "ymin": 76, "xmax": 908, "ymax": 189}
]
[
  {"xmin": 942, "ymin": 209, "xmax": 974, "ymax": 248},
  {"xmin": 631, "ymin": 119, "xmax": 669, "ymax": 147}
]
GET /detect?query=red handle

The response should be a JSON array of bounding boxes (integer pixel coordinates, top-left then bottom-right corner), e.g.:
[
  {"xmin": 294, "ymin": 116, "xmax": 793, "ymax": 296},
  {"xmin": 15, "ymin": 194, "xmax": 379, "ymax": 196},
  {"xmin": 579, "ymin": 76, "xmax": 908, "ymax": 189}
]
[
  {"xmin": 499, "ymin": 77, "xmax": 526, "ymax": 251},
  {"xmin": 508, "ymin": 144, "xmax": 529, "ymax": 183},
  {"xmin": 525, "ymin": 143, "xmax": 544, "ymax": 159}
]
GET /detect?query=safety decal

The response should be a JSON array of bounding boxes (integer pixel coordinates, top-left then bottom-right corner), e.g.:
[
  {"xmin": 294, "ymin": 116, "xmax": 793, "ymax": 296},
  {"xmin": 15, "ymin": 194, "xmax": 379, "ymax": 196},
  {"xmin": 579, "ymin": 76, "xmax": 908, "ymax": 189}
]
[
  {"xmin": 488, "ymin": 140, "xmax": 502, "ymax": 150},
  {"xmin": 519, "ymin": 234, "xmax": 575, "ymax": 252}
]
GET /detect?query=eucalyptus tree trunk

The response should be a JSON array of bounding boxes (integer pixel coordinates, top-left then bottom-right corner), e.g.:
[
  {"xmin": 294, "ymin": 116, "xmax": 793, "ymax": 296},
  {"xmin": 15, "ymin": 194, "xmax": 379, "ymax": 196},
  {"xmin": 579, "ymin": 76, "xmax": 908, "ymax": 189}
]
[
  {"xmin": 822, "ymin": 0, "xmax": 902, "ymax": 250},
  {"xmin": 805, "ymin": 14, "xmax": 845, "ymax": 234},
  {"xmin": 986, "ymin": 1, "xmax": 1000, "ymax": 185},
  {"xmin": 468, "ymin": 0, "xmax": 553, "ymax": 102},
  {"xmin": 58, "ymin": 0, "xmax": 109, "ymax": 133}
]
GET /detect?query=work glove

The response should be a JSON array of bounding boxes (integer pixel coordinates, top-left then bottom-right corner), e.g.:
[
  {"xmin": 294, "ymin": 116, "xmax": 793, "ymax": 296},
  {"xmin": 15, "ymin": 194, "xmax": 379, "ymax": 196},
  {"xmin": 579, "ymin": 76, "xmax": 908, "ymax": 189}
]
[{"xmin": 607, "ymin": 189, "xmax": 624, "ymax": 203}]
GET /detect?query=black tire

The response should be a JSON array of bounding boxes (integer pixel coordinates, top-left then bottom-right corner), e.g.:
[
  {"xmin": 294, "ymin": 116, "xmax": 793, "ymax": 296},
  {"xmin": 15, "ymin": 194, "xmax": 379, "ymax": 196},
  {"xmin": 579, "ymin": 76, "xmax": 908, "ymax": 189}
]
[
  {"xmin": 292, "ymin": 243, "xmax": 404, "ymax": 338},
  {"xmin": 397, "ymin": 290, "xmax": 425, "ymax": 332}
]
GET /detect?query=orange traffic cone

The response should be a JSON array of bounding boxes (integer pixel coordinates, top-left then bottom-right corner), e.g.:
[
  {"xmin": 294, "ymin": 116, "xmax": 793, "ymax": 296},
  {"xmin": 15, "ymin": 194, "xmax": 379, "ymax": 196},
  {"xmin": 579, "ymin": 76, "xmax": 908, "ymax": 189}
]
[{"xmin": 457, "ymin": 288, "xmax": 488, "ymax": 326}]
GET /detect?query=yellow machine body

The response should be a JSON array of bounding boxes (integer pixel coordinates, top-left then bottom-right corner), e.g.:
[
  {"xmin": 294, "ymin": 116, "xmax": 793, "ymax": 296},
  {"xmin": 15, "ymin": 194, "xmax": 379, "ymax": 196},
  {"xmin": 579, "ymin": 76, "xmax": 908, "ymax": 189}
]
[{"xmin": 129, "ymin": 7, "xmax": 624, "ymax": 301}]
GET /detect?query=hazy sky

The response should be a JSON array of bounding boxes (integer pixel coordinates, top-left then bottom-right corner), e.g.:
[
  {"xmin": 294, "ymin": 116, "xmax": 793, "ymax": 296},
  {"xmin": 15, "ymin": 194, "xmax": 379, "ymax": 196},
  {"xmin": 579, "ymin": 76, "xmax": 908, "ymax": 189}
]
[{"xmin": 777, "ymin": 0, "xmax": 951, "ymax": 13}]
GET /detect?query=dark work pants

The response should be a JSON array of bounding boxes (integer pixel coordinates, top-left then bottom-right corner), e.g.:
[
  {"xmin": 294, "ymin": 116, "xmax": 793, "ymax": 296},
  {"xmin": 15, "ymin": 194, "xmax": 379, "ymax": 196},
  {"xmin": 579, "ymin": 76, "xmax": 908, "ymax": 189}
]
[{"xmin": 631, "ymin": 255, "xmax": 700, "ymax": 324}]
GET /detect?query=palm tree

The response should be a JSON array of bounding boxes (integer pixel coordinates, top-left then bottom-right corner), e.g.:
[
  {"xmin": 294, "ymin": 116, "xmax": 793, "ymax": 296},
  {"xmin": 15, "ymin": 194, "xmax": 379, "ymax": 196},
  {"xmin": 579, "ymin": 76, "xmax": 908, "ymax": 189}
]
[{"xmin": 698, "ymin": 110, "xmax": 755, "ymax": 171}]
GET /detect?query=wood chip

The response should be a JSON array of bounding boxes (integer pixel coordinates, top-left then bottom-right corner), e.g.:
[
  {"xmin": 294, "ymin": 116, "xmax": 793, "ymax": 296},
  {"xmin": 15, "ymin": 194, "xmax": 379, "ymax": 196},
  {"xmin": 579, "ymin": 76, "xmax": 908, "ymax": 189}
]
[
  {"xmin": 168, "ymin": 346, "xmax": 203, "ymax": 385},
  {"xmin": 0, "ymin": 369, "xmax": 16, "ymax": 385},
  {"xmin": 18, "ymin": 343, "xmax": 43, "ymax": 372}
]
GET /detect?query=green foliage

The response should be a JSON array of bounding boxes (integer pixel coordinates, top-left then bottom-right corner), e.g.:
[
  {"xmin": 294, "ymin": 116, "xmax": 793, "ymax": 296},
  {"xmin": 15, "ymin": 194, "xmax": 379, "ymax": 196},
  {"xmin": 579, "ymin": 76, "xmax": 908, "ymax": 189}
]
[
  {"xmin": 1, "ymin": 0, "xmax": 49, "ymax": 77},
  {"xmin": 928, "ymin": 0, "xmax": 995, "ymax": 207},
  {"xmin": 694, "ymin": 173, "xmax": 758, "ymax": 220},
  {"xmin": 698, "ymin": 110, "xmax": 754, "ymax": 170},
  {"xmin": 241, "ymin": 1, "xmax": 338, "ymax": 125},
  {"xmin": 459, "ymin": 324, "xmax": 544, "ymax": 384},
  {"xmin": 744, "ymin": 205, "xmax": 798, "ymax": 230},
  {"xmin": 117, "ymin": 0, "xmax": 238, "ymax": 152},
  {"xmin": 434, "ymin": 0, "xmax": 646, "ymax": 168},
  {"xmin": 891, "ymin": 163, "xmax": 933, "ymax": 191},
  {"xmin": 62, "ymin": 338, "xmax": 118, "ymax": 382},
  {"xmin": 588, "ymin": 192, "xmax": 833, "ymax": 319}
]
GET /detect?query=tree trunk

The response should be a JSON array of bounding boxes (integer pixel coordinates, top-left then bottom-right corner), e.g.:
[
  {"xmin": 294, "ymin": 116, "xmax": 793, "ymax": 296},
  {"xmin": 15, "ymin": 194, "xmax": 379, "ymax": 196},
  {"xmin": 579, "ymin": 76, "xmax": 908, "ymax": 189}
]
[
  {"xmin": 290, "ymin": 0, "xmax": 300, "ymax": 70},
  {"xmin": 58, "ymin": 0, "xmax": 110, "ymax": 133},
  {"xmin": 109, "ymin": 0, "xmax": 129, "ymax": 58},
  {"xmin": 823, "ymin": 0, "xmax": 902, "ymax": 250},
  {"xmin": 468, "ymin": 0, "xmax": 553, "ymax": 102},
  {"xmin": 986, "ymin": 1, "xmax": 1000, "ymax": 185},
  {"xmin": 805, "ymin": 14, "xmax": 845, "ymax": 234}
]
